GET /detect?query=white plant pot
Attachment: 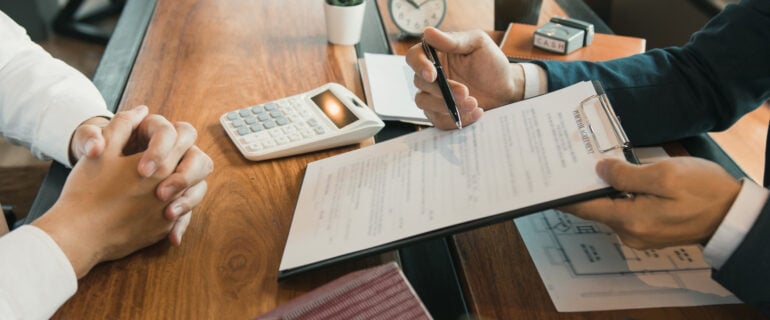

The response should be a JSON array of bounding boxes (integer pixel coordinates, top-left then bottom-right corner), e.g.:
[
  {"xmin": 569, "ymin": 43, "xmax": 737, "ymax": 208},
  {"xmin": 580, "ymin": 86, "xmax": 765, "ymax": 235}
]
[{"xmin": 323, "ymin": 1, "xmax": 367, "ymax": 45}]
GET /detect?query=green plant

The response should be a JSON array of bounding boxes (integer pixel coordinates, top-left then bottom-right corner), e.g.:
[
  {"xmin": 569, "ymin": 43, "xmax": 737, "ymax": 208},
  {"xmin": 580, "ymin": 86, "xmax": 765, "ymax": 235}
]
[{"xmin": 326, "ymin": 0, "xmax": 364, "ymax": 6}]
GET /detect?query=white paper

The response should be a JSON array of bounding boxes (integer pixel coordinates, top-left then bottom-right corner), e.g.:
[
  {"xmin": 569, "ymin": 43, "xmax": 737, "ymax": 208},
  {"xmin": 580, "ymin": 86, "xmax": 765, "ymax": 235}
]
[
  {"xmin": 360, "ymin": 53, "xmax": 430, "ymax": 124},
  {"xmin": 514, "ymin": 148, "xmax": 741, "ymax": 312},
  {"xmin": 280, "ymin": 81, "xmax": 626, "ymax": 272}
]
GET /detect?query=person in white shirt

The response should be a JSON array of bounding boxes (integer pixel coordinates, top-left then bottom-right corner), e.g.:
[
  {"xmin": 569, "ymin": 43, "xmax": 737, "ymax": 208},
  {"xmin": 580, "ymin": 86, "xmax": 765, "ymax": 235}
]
[
  {"xmin": 0, "ymin": 10, "xmax": 213, "ymax": 319},
  {"xmin": 405, "ymin": 0, "xmax": 770, "ymax": 313}
]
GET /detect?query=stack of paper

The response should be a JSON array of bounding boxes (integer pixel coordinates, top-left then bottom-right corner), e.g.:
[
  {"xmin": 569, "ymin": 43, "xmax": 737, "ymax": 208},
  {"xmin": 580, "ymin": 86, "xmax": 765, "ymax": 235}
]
[{"xmin": 358, "ymin": 53, "xmax": 431, "ymax": 125}]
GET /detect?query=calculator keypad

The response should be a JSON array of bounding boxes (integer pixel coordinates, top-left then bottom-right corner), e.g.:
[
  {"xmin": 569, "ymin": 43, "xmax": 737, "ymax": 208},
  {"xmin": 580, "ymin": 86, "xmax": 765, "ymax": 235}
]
[{"xmin": 224, "ymin": 97, "xmax": 328, "ymax": 152}]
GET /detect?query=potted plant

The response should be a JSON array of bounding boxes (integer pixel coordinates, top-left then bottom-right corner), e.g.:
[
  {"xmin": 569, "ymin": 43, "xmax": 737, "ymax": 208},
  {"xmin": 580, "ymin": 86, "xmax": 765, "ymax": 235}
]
[{"xmin": 323, "ymin": 0, "xmax": 367, "ymax": 45}]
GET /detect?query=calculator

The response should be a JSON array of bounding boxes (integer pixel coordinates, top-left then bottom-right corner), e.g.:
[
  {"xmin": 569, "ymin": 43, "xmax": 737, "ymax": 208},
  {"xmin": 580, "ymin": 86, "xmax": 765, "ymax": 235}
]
[{"xmin": 220, "ymin": 83, "xmax": 385, "ymax": 161}]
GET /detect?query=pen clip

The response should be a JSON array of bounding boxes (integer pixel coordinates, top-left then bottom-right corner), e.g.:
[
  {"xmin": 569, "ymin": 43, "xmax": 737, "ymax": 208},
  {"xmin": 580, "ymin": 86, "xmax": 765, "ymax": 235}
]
[{"xmin": 422, "ymin": 40, "xmax": 438, "ymax": 65}]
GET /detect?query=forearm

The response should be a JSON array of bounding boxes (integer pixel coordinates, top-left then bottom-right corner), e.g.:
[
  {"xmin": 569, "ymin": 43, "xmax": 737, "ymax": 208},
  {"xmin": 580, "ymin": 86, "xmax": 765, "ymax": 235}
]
[
  {"xmin": 531, "ymin": 1, "xmax": 770, "ymax": 145},
  {"xmin": 0, "ymin": 11, "xmax": 112, "ymax": 166}
]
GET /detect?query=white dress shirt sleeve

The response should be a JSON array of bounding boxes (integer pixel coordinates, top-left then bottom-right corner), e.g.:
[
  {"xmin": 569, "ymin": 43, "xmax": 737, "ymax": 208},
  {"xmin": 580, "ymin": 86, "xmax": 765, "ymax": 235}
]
[
  {"xmin": 0, "ymin": 226, "xmax": 77, "ymax": 320},
  {"xmin": 519, "ymin": 62, "xmax": 549, "ymax": 98},
  {"xmin": 0, "ymin": 10, "xmax": 113, "ymax": 167},
  {"xmin": 703, "ymin": 178, "xmax": 769, "ymax": 269}
]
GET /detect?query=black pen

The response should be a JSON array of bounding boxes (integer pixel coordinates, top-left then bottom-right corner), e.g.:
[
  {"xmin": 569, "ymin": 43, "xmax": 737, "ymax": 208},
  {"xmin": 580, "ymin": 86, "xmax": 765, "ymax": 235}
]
[{"xmin": 422, "ymin": 40, "xmax": 462, "ymax": 129}]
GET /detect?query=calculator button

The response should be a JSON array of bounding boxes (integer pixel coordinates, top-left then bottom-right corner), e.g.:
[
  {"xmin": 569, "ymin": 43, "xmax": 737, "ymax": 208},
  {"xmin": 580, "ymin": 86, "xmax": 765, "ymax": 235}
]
[
  {"xmin": 314, "ymin": 126, "xmax": 326, "ymax": 135},
  {"xmin": 307, "ymin": 119, "xmax": 318, "ymax": 126},
  {"xmin": 231, "ymin": 119, "xmax": 244, "ymax": 127},
  {"xmin": 262, "ymin": 140, "xmax": 276, "ymax": 148},
  {"xmin": 282, "ymin": 126, "xmax": 296, "ymax": 133},
  {"xmin": 247, "ymin": 144, "xmax": 262, "ymax": 152},
  {"xmin": 300, "ymin": 130, "xmax": 312, "ymax": 138},
  {"xmin": 238, "ymin": 109, "xmax": 251, "ymax": 117},
  {"xmin": 249, "ymin": 124, "xmax": 262, "ymax": 132},
  {"xmin": 244, "ymin": 117, "xmax": 257, "ymax": 125},
  {"xmin": 288, "ymin": 133, "xmax": 302, "ymax": 141},
  {"xmin": 275, "ymin": 136, "xmax": 289, "ymax": 145},
  {"xmin": 226, "ymin": 112, "xmax": 239, "ymax": 120},
  {"xmin": 269, "ymin": 110, "xmax": 283, "ymax": 118},
  {"xmin": 237, "ymin": 127, "xmax": 250, "ymax": 136},
  {"xmin": 263, "ymin": 121, "xmax": 276, "ymax": 129},
  {"xmin": 257, "ymin": 114, "xmax": 270, "ymax": 121},
  {"xmin": 269, "ymin": 130, "xmax": 283, "ymax": 137},
  {"xmin": 251, "ymin": 106, "xmax": 265, "ymax": 114},
  {"xmin": 265, "ymin": 103, "xmax": 278, "ymax": 111},
  {"xmin": 275, "ymin": 117, "xmax": 289, "ymax": 126}
]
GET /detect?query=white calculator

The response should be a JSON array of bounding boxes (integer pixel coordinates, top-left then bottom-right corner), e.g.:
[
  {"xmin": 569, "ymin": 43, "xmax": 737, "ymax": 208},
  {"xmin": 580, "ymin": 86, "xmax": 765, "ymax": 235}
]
[{"xmin": 220, "ymin": 83, "xmax": 385, "ymax": 161}]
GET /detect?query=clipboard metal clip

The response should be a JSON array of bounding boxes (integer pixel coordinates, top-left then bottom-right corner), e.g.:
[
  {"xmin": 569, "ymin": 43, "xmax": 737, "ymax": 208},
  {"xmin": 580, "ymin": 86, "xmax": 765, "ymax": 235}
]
[{"xmin": 578, "ymin": 81, "xmax": 631, "ymax": 153}]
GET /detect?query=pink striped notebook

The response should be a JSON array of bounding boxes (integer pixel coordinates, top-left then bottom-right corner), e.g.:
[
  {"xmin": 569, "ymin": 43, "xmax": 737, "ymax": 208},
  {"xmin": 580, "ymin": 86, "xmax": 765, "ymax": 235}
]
[{"xmin": 256, "ymin": 262, "xmax": 432, "ymax": 320}]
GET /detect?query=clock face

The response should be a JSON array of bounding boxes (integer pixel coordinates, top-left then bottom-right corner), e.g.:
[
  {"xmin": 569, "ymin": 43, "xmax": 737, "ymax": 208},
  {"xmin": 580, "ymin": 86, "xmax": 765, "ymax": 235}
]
[{"xmin": 389, "ymin": 0, "xmax": 446, "ymax": 36}]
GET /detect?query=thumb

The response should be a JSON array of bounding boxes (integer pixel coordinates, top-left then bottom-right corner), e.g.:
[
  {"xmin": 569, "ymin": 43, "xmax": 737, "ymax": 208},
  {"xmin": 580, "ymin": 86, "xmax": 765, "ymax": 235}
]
[
  {"xmin": 102, "ymin": 105, "xmax": 150, "ymax": 154},
  {"xmin": 596, "ymin": 158, "xmax": 662, "ymax": 195},
  {"xmin": 70, "ymin": 119, "xmax": 108, "ymax": 162}
]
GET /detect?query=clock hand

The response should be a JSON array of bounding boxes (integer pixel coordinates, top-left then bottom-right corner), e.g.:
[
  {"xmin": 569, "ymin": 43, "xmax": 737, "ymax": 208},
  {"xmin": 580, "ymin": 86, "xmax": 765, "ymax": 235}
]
[
  {"xmin": 405, "ymin": 0, "xmax": 420, "ymax": 8},
  {"xmin": 418, "ymin": 0, "xmax": 434, "ymax": 6}
]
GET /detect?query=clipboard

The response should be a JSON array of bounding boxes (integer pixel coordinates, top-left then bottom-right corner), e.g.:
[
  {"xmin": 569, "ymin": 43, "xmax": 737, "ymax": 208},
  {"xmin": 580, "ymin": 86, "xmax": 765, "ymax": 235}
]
[{"xmin": 278, "ymin": 81, "xmax": 638, "ymax": 280}]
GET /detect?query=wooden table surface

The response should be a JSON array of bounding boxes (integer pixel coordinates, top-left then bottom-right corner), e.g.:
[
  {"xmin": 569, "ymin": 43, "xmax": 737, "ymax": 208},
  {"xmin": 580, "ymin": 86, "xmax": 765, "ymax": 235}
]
[
  {"xmin": 52, "ymin": 0, "xmax": 765, "ymax": 318},
  {"xmin": 53, "ymin": 0, "xmax": 393, "ymax": 318}
]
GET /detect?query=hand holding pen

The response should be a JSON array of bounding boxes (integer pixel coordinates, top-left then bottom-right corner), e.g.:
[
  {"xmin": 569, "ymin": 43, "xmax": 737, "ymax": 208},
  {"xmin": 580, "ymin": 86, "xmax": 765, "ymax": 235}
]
[
  {"xmin": 405, "ymin": 27, "xmax": 524, "ymax": 130},
  {"xmin": 421, "ymin": 40, "xmax": 463, "ymax": 129}
]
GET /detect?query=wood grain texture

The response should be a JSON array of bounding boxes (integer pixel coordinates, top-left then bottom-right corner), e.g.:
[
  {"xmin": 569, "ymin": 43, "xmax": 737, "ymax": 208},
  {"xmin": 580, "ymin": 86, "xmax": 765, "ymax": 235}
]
[{"xmin": 52, "ymin": 0, "xmax": 390, "ymax": 318}]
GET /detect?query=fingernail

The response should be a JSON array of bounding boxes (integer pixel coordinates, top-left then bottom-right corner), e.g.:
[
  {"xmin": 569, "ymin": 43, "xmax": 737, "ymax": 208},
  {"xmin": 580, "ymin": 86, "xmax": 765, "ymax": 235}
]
[
  {"xmin": 461, "ymin": 98, "xmax": 475, "ymax": 111},
  {"xmin": 82, "ymin": 138, "xmax": 95, "ymax": 157},
  {"xmin": 171, "ymin": 204, "xmax": 184, "ymax": 218},
  {"xmin": 141, "ymin": 160, "xmax": 157, "ymax": 177},
  {"xmin": 596, "ymin": 160, "xmax": 609, "ymax": 179},
  {"xmin": 161, "ymin": 185, "xmax": 177, "ymax": 200},
  {"xmin": 422, "ymin": 69, "xmax": 432, "ymax": 81},
  {"xmin": 175, "ymin": 228, "xmax": 184, "ymax": 244}
]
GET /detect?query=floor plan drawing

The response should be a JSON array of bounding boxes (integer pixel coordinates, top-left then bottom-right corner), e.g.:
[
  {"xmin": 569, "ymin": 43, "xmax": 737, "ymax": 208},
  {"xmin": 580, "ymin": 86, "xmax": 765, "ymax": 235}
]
[{"xmin": 515, "ymin": 209, "xmax": 740, "ymax": 311}]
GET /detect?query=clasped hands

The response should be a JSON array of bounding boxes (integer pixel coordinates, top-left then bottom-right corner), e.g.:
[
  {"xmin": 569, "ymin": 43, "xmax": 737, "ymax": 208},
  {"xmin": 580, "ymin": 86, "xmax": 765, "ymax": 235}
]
[
  {"xmin": 406, "ymin": 27, "xmax": 742, "ymax": 249},
  {"xmin": 34, "ymin": 105, "xmax": 213, "ymax": 278}
]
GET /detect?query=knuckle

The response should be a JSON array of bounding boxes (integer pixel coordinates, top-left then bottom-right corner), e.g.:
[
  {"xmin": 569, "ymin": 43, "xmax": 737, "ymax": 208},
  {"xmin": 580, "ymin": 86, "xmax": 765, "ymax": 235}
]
[
  {"xmin": 175, "ymin": 122, "xmax": 198, "ymax": 143},
  {"xmin": 154, "ymin": 161, "xmax": 176, "ymax": 177}
]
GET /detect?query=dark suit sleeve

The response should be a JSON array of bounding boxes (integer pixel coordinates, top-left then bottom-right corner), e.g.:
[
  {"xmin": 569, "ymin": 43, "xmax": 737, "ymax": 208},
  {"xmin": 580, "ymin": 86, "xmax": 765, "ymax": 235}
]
[
  {"xmin": 532, "ymin": 0, "xmax": 770, "ymax": 146},
  {"xmin": 530, "ymin": 0, "xmax": 770, "ymax": 312}
]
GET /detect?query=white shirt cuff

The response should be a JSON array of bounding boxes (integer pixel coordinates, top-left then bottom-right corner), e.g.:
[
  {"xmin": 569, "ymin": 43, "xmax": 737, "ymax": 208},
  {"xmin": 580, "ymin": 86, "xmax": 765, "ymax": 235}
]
[
  {"xmin": 703, "ymin": 178, "xmax": 769, "ymax": 270},
  {"xmin": 519, "ymin": 63, "xmax": 548, "ymax": 98},
  {"xmin": 0, "ymin": 225, "xmax": 77, "ymax": 320}
]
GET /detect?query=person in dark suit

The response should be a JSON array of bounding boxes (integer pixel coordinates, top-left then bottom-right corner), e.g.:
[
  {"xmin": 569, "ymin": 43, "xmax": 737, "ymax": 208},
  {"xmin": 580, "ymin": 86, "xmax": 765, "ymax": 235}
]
[{"xmin": 405, "ymin": 0, "xmax": 769, "ymax": 313}]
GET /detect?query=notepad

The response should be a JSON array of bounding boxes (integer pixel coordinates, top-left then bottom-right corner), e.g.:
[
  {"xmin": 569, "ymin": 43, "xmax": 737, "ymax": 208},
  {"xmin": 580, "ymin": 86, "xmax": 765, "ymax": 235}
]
[
  {"xmin": 279, "ymin": 81, "xmax": 637, "ymax": 278},
  {"xmin": 358, "ymin": 53, "xmax": 431, "ymax": 125}
]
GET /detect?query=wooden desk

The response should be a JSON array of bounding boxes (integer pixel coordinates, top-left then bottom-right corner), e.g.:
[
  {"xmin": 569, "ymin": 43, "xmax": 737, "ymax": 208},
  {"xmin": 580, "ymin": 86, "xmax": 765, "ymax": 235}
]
[
  {"xmin": 48, "ymin": 0, "xmax": 765, "ymax": 319},
  {"xmin": 52, "ymin": 0, "xmax": 395, "ymax": 318}
]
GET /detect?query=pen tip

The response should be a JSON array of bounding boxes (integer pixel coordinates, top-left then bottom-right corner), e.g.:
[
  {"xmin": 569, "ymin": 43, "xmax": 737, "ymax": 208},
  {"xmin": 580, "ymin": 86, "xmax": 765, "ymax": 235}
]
[{"xmin": 456, "ymin": 121, "xmax": 463, "ymax": 130}]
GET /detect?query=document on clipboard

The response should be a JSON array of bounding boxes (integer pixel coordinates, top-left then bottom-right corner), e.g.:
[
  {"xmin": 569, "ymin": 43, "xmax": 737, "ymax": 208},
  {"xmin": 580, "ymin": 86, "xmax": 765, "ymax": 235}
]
[{"xmin": 278, "ymin": 81, "xmax": 638, "ymax": 279}]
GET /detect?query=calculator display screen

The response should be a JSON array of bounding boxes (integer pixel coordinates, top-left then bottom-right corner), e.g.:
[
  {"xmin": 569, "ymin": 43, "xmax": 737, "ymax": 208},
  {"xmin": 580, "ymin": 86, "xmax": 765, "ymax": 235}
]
[{"xmin": 311, "ymin": 90, "xmax": 358, "ymax": 128}]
